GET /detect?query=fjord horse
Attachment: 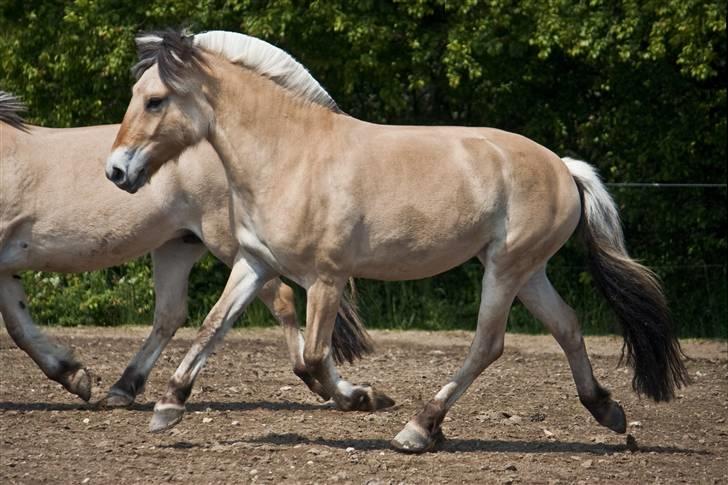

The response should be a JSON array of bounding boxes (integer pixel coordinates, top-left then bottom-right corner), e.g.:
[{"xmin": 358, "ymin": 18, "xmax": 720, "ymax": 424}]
[{"xmin": 106, "ymin": 30, "xmax": 687, "ymax": 452}]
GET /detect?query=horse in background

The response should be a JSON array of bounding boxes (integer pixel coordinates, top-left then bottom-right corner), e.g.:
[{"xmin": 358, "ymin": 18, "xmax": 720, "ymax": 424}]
[{"xmin": 0, "ymin": 91, "xmax": 385, "ymax": 409}]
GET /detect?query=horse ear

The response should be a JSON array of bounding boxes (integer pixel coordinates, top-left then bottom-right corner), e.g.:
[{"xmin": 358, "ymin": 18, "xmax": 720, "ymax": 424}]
[{"xmin": 181, "ymin": 27, "xmax": 195, "ymax": 41}]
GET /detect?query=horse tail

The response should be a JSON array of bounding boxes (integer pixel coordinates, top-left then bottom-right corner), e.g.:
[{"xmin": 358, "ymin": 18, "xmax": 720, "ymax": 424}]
[
  {"xmin": 563, "ymin": 157, "xmax": 689, "ymax": 402},
  {"xmin": 0, "ymin": 91, "xmax": 29, "ymax": 132},
  {"xmin": 331, "ymin": 278, "xmax": 374, "ymax": 364}
]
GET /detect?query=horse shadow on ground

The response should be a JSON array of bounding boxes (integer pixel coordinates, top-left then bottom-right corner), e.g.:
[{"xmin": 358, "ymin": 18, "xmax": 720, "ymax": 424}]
[
  {"xmin": 235, "ymin": 432, "xmax": 709, "ymax": 456},
  {"xmin": 0, "ymin": 399, "xmax": 330, "ymax": 413}
]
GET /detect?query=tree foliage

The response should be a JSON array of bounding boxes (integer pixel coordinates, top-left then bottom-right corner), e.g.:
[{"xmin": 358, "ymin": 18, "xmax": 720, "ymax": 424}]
[{"xmin": 1, "ymin": 0, "xmax": 725, "ymax": 336}]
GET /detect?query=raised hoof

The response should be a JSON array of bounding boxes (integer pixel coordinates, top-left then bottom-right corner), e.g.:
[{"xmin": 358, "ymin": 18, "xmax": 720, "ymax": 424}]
[
  {"xmin": 596, "ymin": 400, "xmax": 627, "ymax": 434},
  {"xmin": 391, "ymin": 423, "xmax": 445, "ymax": 454},
  {"xmin": 60, "ymin": 367, "xmax": 92, "ymax": 402},
  {"xmin": 335, "ymin": 385, "xmax": 395, "ymax": 412},
  {"xmin": 101, "ymin": 389, "xmax": 135, "ymax": 408},
  {"xmin": 149, "ymin": 405, "xmax": 185, "ymax": 433}
]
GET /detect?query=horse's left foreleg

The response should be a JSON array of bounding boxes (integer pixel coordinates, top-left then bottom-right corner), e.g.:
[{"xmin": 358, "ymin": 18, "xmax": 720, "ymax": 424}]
[
  {"xmin": 302, "ymin": 278, "xmax": 393, "ymax": 411},
  {"xmin": 148, "ymin": 253, "xmax": 269, "ymax": 432},
  {"xmin": 104, "ymin": 238, "xmax": 206, "ymax": 407}
]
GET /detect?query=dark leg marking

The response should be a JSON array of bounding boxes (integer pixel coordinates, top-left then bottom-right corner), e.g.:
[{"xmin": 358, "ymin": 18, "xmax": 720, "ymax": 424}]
[
  {"xmin": 413, "ymin": 399, "xmax": 447, "ymax": 440},
  {"xmin": 107, "ymin": 365, "xmax": 146, "ymax": 405},
  {"xmin": 580, "ymin": 384, "xmax": 627, "ymax": 433},
  {"xmin": 294, "ymin": 366, "xmax": 332, "ymax": 401},
  {"xmin": 149, "ymin": 379, "xmax": 192, "ymax": 433},
  {"xmin": 12, "ymin": 274, "xmax": 21, "ymax": 280},
  {"xmin": 170, "ymin": 379, "xmax": 193, "ymax": 405},
  {"xmin": 392, "ymin": 399, "xmax": 447, "ymax": 453},
  {"xmin": 18, "ymin": 301, "xmax": 26, "ymax": 309}
]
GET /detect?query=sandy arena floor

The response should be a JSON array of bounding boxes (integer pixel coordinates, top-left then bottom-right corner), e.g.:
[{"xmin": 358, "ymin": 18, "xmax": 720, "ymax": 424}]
[{"xmin": 1, "ymin": 326, "xmax": 726, "ymax": 484}]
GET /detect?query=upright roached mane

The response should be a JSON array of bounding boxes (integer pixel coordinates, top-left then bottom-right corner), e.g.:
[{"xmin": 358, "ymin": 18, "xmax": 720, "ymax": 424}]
[{"xmin": 133, "ymin": 30, "xmax": 341, "ymax": 112}]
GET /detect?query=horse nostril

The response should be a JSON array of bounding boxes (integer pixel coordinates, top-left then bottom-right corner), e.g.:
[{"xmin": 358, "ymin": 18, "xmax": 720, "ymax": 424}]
[{"xmin": 109, "ymin": 166, "xmax": 125, "ymax": 183}]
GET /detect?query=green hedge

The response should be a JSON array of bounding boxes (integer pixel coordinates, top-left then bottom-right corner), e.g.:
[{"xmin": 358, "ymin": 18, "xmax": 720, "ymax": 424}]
[{"xmin": 2, "ymin": 1, "xmax": 725, "ymax": 337}]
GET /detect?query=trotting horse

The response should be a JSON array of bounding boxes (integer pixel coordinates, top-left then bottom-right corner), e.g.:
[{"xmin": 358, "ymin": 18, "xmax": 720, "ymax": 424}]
[
  {"xmin": 0, "ymin": 91, "xmax": 382, "ymax": 408},
  {"xmin": 106, "ymin": 30, "xmax": 688, "ymax": 452}
]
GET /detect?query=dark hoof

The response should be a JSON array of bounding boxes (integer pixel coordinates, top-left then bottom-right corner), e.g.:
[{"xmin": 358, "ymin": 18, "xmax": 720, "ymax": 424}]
[
  {"xmin": 335, "ymin": 385, "xmax": 395, "ymax": 412},
  {"xmin": 60, "ymin": 367, "xmax": 92, "ymax": 402},
  {"xmin": 598, "ymin": 400, "xmax": 627, "ymax": 433},
  {"xmin": 149, "ymin": 404, "xmax": 185, "ymax": 433},
  {"xmin": 584, "ymin": 397, "xmax": 627, "ymax": 434},
  {"xmin": 99, "ymin": 389, "xmax": 135, "ymax": 408},
  {"xmin": 391, "ymin": 424, "xmax": 445, "ymax": 453}
]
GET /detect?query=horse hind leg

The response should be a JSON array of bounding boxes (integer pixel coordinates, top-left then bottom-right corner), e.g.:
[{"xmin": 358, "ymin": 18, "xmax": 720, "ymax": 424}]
[
  {"xmin": 104, "ymin": 238, "xmax": 206, "ymax": 407},
  {"xmin": 258, "ymin": 278, "xmax": 386, "ymax": 406},
  {"xmin": 517, "ymin": 269, "xmax": 626, "ymax": 433},
  {"xmin": 391, "ymin": 258, "xmax": 522, "ymax": 453},
  {"xmin": 256, "ymin": 278, "xmax": 331, "ymax": 400},
  {"xmin": 301, "ymin": 278, "xmax": 393, "ymax": 412},
  {"xmin": 0, "ymin": 273, "xmax": 91, "ymax": 401}
]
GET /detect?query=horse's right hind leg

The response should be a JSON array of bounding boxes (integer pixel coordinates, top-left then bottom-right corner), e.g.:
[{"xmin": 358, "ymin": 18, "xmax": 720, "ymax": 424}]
[
  {"xmin": 518, "ymin": 269, "xmax": 626, "ymax": 433},
  {"xmin": 257, "ymin": 278, "xmax": 333, "ymax": 401},
  {"xmin": 0, "ymin": 273, "xmax": 91, "ymax": 401},
  {"xmin": 104, "ymin": 238, "xmax": 206, "ymax": 407}
]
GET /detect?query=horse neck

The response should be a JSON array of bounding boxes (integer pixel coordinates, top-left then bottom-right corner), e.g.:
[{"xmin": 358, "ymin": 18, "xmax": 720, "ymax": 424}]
[{"xmin": 206, "ymin": 61, "xmax": 344, "ymax": 197}]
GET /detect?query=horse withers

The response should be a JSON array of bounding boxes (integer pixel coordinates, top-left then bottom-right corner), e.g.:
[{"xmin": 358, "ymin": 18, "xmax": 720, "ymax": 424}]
[
  {"xmin": 106, "ymin": 30, "xmax": 688, "ymax": 452},
  {"xmin": 0, "ymin": 91, "xmax": 380, "ymax": 408}
]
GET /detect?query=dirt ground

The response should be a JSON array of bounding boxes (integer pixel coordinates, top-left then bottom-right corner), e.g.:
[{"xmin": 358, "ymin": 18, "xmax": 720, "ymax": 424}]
[{"xmin": 1, "ymin": 326, "xmax": 726, "ymax": 484}]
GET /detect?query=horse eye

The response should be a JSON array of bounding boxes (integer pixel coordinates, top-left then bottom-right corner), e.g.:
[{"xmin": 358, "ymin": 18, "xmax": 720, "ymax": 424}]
[{"xmin": 145, "ymin": 97, "xmax": 166, "ymax": 111}]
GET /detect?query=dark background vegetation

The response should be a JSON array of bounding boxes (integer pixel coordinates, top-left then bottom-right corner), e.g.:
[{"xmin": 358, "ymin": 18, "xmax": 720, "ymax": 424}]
[{"xmin": 1, "ymin": 0, "xmax": 725, "ymax": 337}]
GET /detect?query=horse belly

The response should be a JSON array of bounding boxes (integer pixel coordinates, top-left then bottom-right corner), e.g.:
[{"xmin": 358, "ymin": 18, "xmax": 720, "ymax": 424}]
[{"xmin": 351, "ymin": 214, "xmax": 497, "ymax": 281}]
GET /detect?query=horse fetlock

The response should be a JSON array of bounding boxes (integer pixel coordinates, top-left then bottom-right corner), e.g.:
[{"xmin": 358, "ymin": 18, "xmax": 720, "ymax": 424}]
[
  {"xmin": 103, "ymin": 387, "xmax": 137, "ymax": 408},
  {"xmin": 334, "ymin": 384, "xmax": 395, "ymax": 412},
  {"xmin": 293, "ymin": 367, "xmax": 331, "ymax": 401},
  {"xmin": 58, "ymin": 365, "xmax": 92, "ymax": 402},
  {"xmin": 150, "ymin": 402, "xmax": 186, "ymax": 433},
  {"xmin": 109, "ymin": 367, "xmax": 146, "ymax": 400}
]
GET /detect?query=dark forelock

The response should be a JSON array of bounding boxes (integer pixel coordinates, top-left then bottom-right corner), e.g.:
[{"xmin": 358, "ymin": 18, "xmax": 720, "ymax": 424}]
[{"xmin": 132, "ymin": 29, "xmax": 207, "ymax": 93}]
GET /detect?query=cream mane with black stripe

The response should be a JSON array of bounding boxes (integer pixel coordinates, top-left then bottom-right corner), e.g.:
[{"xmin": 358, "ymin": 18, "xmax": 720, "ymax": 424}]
[{"xmin": 134, "ymin": 30, "xmax": 340, "ymax": 112}]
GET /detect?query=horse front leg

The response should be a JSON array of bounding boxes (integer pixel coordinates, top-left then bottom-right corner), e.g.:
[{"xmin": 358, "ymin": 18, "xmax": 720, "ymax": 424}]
[
  {"xmin": 104, "ymin": 238, "xmax": 206, "ymax": 407},
  {"xmin": 149, "ymin": 254, "xmax": 270, "ymax": 432},
  {"xmin": 303, "ymin": 278, "xmax": 393, "ymax": 412},
  {"xmin": 0, "ymin": 273, "xmax": 91, "ymax": 401}
]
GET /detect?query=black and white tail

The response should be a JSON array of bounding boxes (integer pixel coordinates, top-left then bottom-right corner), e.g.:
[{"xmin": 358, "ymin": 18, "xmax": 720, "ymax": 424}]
[
  {"xmin": 0, "ymin": 91, "xmax": 28, "ymax": 131},
  {"xmin": 331, "ymin": 279, "xmax": 373, "ymax": 364},
  {"xmin": 563, "ymin": 157, "xmax": 689, "ymax": 402}
]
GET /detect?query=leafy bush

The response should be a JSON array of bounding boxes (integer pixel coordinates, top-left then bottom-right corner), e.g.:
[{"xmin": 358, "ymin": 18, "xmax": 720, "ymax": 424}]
[{"xmin": 2, "ymin": 0, "xmax": 724, "ymax": 336}]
